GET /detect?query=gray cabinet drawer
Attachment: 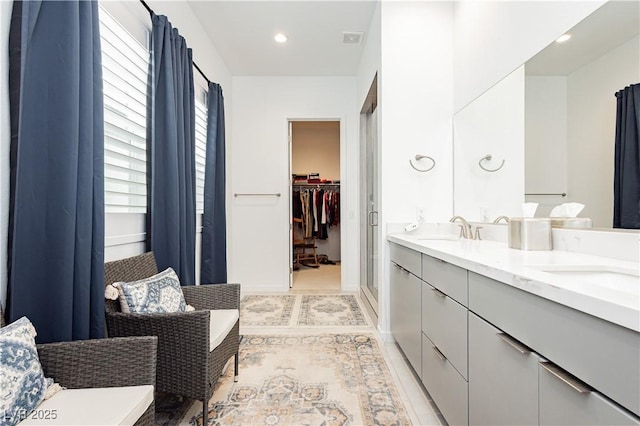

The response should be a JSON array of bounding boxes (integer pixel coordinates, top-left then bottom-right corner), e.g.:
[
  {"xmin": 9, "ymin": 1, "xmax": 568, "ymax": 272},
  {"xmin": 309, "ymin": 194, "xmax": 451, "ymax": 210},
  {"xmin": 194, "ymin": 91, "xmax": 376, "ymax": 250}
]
[
  {"xmin": 468, "ymin": 312, "xmax": 539, "ymax": 426},
  {"xmin": 422, "ymin": 254, "xmax": 468, "ymax": 306},
  {"xmin": 390, "ymin": 262, "xmax": 422, "ymax": 375},
  {"xmin": 421, "ymin": 333, "xmax": 468, "ymax": 426},
  {"xmin": 469, "ymin": 271, "xmax": 640, "ymax": 417},
  {"xmin": 422, "ymin": 281, "xmax": 468, "ymax": 379},
  {"xmin": 390, "ymin": 242, "xmax": 421, "ymax": 276},
  {"xmin": 539, "ymin": 361, "xmax": 640, "ymax": 425}
]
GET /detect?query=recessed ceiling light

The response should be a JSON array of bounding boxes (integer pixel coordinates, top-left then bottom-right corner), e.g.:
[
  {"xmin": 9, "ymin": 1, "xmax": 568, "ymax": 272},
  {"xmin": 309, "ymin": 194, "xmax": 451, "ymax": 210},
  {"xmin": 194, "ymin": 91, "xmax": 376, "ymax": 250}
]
[
  {"xmin": 274, "ymin": 33, "xmax": 288, "ymax": 43},
  {"xmin": 556, "ymin": 34, "xmax": 571, "ymax": 43}
]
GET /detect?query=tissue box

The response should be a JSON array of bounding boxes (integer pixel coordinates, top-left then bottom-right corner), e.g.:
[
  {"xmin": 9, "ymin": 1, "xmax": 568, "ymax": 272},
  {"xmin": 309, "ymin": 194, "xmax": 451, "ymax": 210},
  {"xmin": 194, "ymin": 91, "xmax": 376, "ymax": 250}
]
[
  {"xmin": 550, "ymin": 218, "xmax": 593, "ymax": 229},
  {"xmin": 508, "ymin": 218, "xmax": 552, "ymax": 251}
]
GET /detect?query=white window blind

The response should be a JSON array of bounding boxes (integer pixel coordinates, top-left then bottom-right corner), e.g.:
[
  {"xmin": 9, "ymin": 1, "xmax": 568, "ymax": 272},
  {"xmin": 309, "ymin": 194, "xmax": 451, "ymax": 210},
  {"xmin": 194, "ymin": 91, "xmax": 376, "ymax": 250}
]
[
  {"xmin": 99, "ymin": 7, "xmax": 150, "ymax": 213},
  {"xmin": 195, "ymin": 93, "xmax": 208, "ymax": 213}
]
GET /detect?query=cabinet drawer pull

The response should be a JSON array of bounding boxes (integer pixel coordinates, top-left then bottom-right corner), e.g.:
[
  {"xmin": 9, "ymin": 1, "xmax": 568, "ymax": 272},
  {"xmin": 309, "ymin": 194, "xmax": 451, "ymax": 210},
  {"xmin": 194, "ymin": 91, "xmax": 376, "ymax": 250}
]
[
  {"xmin": 497, "ymin": 332, "xmax": 531, "ymax": 354},
  {"xmin": 431, "ymin": 287, "xmax": 447, "ymax": 298},
  {"xmin": 393, "ymin": 263, "xmax": 408, "ymax": 273},
  {"xmin": 539, "ymin": 361, "xmax": 591, "ymax": 394},
  {"xmin": 434, "ymin": 257, "xmax": 447, "ymax": 264},
  {"xmin": 432, "ymin": 346, "xmax": 447, "ymax": 361}
]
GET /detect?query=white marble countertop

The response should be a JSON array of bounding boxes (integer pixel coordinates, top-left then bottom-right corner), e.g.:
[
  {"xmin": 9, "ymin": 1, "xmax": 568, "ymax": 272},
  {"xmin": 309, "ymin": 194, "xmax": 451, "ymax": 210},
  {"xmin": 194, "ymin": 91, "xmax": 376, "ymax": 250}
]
[{"xmin": 388, "ymin": 233, "xmax": 640, "ymax": 332}]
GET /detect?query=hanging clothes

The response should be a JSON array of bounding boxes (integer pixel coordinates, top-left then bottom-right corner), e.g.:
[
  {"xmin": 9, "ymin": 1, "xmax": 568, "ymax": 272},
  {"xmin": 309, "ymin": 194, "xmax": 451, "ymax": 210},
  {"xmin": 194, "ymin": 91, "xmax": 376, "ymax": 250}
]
[
  {"xmin": 292, "ymin": 190, "xmax": 303, "ymax": 220},
  {"xmin": 293, "ymin": 185, "xmax": 340, "ymax": 239},
  {"xmin": 317, "ymin": 189, "xmax": 328, "ymax": 240}
]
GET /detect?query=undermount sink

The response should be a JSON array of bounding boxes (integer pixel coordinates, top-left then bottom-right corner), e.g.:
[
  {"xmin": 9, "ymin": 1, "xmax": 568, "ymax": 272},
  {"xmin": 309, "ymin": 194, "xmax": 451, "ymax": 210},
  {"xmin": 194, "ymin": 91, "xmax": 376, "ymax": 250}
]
[{"xmin": 525, "ymin": 264, "xmax": 640, "ymax": 292}]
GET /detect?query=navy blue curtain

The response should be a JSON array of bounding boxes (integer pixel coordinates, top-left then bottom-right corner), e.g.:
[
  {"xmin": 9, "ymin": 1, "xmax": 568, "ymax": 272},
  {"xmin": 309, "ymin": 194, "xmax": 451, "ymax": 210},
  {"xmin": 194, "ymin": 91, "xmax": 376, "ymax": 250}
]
[
  {"xmin": 201, "ymin": 83, "xmax": 227, "ymax": 284},
  {"xmin": 149, "ymin": 15, "xmax": 196, "ymax": 285},
  {"xmin": 613, "ymin": 84, "xmax": 640, "ymax": 229},
  {"xmin": 7, "ymin": 0, "xmax": 105, "ymax": 343}
]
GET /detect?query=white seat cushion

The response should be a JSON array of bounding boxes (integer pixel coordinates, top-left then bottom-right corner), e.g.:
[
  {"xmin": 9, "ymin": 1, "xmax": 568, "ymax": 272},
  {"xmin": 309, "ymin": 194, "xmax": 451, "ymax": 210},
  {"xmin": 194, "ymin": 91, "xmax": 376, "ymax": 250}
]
[
  {"xmin": 17, "ymin": 385, "xmax": 153, "ymax": 426},
  {"xmin": 209, "ymin": 309, "xmax": 239, "ymax": 352}
]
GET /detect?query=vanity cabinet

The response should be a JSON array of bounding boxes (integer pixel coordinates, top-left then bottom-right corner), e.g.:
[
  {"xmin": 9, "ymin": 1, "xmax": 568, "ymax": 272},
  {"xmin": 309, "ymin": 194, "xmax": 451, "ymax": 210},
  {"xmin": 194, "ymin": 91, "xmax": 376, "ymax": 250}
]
[
  {"xmin": 421, "ymin": 333, "xmax": 468, "ymax": 426},
  {"xmin": 468, "ymin": 312, "xmax": 539, "ymax": 425},
  {"xmin": 421, "ymin": 281, "xmax": 468, "ymax": 379},
  {"xmin": 469, "ymin": 271, "xmax": 640, "ymax": 418},
  {"xmin": 422, "ymin": 254, "xmax": 468, "ymax": 306},
  {"xmin": 389, "ymin": 241, "xmax": 640, "ymax": 426},
  {"xmin": 390, "ymin": 243, "xmax": 422, "ymax": 374},
  {"xmin": 420, "ymin": 255, "xmax": 469, "ymax": 425},
  {"xmin": 539, "ymin": 361, "xmax": 640, "ymax": 425}
]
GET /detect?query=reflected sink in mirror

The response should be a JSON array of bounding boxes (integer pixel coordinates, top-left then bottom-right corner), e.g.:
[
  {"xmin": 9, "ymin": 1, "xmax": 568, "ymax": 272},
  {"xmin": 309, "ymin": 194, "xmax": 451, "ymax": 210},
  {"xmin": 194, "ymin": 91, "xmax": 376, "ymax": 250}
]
[{"xmin": 525, "ymin": 264, "xmax": 640, "ymax": 293}]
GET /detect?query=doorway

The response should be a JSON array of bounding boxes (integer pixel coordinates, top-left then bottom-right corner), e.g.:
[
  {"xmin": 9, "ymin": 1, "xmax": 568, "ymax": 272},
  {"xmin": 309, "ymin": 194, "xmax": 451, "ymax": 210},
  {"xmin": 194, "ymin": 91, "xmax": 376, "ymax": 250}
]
[
  {"xmin": 289, "ymin": 120, "xmax": 342, "ymax": 291},
  {"xmin": 360, "ymin": 75, "xmax": 378, "ymax": 314}
]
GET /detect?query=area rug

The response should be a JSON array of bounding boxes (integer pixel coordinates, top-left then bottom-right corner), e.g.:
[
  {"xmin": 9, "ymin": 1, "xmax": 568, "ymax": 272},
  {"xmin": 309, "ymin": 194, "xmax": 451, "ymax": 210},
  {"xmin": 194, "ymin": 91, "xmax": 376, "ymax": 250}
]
[
  {"xmin": 240, "ymin": 295, "xmax": 369, "ymax": 328},
  {"xmin": 298, "ymin": 295, "xmax": 368, "ymax": 326},
  {"xmin": 240, "ymin": 295, "xmax": 296, "ymax": 326},
  {"xmin": 181, "ymin": 334, "xmax": 410, "ymax": 426}
]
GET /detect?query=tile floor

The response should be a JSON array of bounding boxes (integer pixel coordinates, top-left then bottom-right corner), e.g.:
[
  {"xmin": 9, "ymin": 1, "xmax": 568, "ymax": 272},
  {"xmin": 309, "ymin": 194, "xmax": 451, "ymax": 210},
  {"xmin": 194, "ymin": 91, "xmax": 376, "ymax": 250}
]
[
  {"xmin": 291, "ymin": 262, "xmax": 341, "ymax": 292},
  {"xmin": 283, "ymin": 264, "xmax": 444, "ymax": 425}
]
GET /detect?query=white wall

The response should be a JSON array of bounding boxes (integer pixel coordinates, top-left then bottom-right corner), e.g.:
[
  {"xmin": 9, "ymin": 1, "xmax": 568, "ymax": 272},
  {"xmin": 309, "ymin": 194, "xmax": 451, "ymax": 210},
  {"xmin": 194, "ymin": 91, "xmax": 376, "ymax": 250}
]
[
  {"xmin": 454, "ymin": 1, "xmax": 604, "ymax": 112},
  {"xmin": 0, "ymin": 0, "xmax": 12, "ymax": 309},
  {"xmin": 229, "ymin": 77, "xmax": 358, "ymax": 292},
  {"xmin": 357, "ymin": 2, "xmax": 381, "ymax": 112},
  {"xmin": 525, "ymin": 76, "xmax": 568, "ymax": 217},
  {"xmin": 567, "ymin": 35, "xmax": 640, "ymax": 228},
  {"xmin": 292, "ymin": 121, "xmax": 340, "ymax": 180},
  {"xmin": 378, "ymin": 1, "xmax": 454, "ymax": 335},
  {"xmin": 454, "ymin": 66, "xmax": 525, "ymax": 221}
]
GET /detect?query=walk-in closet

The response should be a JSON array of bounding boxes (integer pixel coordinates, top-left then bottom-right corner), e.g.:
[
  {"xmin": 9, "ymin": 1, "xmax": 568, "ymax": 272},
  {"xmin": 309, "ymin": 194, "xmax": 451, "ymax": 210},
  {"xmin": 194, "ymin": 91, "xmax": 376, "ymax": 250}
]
[{"xmin": 290, "ymin": 121, "xmax": 341, "ymax": 290}]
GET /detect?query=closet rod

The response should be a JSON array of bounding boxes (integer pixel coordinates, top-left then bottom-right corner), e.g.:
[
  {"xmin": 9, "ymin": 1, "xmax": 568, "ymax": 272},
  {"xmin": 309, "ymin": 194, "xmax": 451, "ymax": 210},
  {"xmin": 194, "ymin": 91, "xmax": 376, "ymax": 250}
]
[{"xmin": 139, "ymin": 0, "xmax": 212, "ymax": 85}]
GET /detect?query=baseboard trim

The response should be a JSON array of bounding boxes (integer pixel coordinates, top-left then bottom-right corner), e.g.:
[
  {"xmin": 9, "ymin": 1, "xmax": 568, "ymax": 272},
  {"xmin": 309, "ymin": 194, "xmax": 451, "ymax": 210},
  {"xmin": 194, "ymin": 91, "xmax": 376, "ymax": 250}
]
[{"xmin": 378, "ymin": 327, "xmax": 393, "ymax": 343}]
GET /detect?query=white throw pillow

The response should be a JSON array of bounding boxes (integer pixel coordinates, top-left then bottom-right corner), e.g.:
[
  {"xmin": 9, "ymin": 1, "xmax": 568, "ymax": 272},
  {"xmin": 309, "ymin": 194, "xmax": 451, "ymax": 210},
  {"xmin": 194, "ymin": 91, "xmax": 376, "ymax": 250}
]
[
  {"xmin": 114, "ymin": 267, "xmax": 187, "ymax": 314},
  {"xmin": 0, "ymin": 317, "xmax": 48, "ymax": 426}
]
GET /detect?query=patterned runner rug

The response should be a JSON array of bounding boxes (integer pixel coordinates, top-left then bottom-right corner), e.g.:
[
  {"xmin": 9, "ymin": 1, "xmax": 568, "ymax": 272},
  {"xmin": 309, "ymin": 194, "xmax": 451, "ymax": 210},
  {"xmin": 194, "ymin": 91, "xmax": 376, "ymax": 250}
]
[
  {"xmin": 163, "ymin": 334, "xmax": 410, "ymax": 425},
  {"xmin": 241, "ymin": 295, "xmax": 297, "ymax": 326},
  {"xmin": 241, "ymin": 294, "xmax": 369, "ymax": 327}
]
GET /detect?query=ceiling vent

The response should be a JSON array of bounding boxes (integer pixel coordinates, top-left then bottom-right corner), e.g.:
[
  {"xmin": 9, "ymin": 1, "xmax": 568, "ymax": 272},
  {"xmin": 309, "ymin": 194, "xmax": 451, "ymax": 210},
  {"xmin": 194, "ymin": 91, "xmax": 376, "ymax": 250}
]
[{"xmin": 342, "ymin": 31, "xmax": 364, "ymax": 45}]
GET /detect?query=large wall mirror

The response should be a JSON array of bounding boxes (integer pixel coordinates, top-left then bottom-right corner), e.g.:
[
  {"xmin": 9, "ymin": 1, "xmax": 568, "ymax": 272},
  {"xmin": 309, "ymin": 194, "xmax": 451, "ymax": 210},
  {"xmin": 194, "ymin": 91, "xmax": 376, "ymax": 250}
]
[
  {"xmin": 454, "ymin": 0, "xmax": 639, "ymax": 228},
  {"xmin": 525, "ymin": 0, "xmax": 639, "ymax": 227}
]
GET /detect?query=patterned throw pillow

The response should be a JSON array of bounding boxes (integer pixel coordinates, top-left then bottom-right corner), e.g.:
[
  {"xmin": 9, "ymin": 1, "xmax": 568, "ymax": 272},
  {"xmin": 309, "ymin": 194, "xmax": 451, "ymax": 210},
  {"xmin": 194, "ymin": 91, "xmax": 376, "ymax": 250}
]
[
  {"xmin": 115, "ymin": 267, "xmax": 187, "ymax": 313},
  {"xmin": 0, "ymin": 317, "xmax": 48, "ymax": 426}
]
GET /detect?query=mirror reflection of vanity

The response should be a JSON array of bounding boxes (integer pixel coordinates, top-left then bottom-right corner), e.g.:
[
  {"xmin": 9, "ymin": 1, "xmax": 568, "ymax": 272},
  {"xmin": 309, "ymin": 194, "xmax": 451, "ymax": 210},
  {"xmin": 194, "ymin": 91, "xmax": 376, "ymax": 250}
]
[{"xmin": 453, "ymin": 0, "xmax": 639, "ymax": 228}]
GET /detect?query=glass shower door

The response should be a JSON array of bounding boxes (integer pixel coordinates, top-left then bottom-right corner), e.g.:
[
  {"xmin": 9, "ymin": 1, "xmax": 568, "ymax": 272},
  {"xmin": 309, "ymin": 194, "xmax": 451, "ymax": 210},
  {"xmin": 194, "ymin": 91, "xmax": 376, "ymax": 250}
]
[
  {"xmin": 365, "ymin": 109, "xmax": 378, "ymax": 304},
  {"xmin": 360, "ymin": 75, "xmax": 378, "ymax": 314}
]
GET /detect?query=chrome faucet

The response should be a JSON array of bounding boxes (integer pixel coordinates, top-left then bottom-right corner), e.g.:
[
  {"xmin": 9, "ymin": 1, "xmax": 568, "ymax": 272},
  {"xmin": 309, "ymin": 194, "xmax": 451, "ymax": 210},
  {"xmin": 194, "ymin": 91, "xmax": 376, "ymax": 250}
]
[
  {"xmin": 449, "ymin": 216, "xmax": 472, "ymax": 239},
  {"xmin": 493, "ymin": 215, "xmax": 510, "ymax": 224}
]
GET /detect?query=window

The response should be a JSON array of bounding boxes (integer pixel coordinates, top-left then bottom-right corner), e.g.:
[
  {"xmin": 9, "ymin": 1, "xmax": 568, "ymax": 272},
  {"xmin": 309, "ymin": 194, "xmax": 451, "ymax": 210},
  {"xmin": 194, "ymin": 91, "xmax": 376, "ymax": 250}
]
[
  {"xmin": 99, "ymin": 7, "xmax": 150, "ymax": 213},
  {"xmin": 195, "ymin": 90, "xmax": 208, "ymax": 213}
]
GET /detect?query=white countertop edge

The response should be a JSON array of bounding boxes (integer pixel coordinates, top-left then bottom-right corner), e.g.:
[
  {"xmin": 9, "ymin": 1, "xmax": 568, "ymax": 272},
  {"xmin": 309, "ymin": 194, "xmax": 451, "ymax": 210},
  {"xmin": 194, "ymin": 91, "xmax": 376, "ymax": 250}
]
[{"xmin": 387, "ymin": 234, "xmax": 640, "ymax": 333}]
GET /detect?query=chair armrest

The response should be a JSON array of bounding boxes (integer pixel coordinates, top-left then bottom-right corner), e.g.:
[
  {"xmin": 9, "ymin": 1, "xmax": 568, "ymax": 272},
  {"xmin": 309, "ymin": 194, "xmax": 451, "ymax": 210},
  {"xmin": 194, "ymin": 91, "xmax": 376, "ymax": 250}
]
[
  {"xmin": 182, "ymin": 283, "xmax": 240, "ymax": 310},
  {"xmin": 37, "ymin": 336, "xmax": 157, "ymax": 389}
]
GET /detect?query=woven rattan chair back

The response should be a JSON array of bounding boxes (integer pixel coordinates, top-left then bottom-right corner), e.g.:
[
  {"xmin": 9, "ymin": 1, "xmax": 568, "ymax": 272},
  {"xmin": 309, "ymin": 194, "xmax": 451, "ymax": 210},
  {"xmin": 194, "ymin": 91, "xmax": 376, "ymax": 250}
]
[{"xmin": 104, "ymin": 252, "xmax": 159, "ymax": 313}]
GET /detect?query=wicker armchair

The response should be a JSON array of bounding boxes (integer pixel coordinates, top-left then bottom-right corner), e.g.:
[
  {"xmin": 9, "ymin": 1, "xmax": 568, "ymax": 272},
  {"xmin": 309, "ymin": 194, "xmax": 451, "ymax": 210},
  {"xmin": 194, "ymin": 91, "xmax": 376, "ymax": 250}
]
[
  {"xmin": 104, "ymin": 252, "xmax": 240, "ymax": 425},
  {"xmin": 0, "ymin": 309, "xmax": 157, "ymax": 426}
]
